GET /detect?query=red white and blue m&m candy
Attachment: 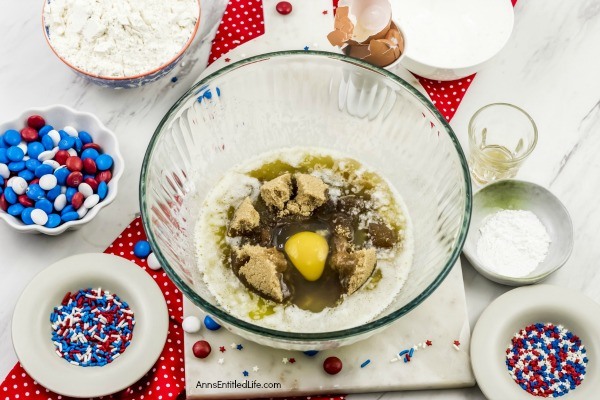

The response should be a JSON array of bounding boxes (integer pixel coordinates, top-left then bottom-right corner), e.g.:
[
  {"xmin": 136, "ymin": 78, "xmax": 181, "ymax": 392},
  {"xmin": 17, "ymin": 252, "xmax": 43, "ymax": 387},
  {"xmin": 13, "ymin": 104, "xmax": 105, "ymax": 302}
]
[{"xmin": 0, "ymin": 115, "xmax": 115, "ymax": 228}]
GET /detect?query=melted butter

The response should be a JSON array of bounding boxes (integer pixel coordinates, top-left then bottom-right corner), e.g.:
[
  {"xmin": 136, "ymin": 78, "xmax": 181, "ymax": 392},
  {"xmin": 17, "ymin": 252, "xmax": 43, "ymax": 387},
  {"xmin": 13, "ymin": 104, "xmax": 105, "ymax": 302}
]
[
  {"xmin": 365, "ymin": 268, "xmax": 383, "ymax": 290},
  {"xmin": 249, "ymin": 297, "xmax": 276, "ymax": 320}
]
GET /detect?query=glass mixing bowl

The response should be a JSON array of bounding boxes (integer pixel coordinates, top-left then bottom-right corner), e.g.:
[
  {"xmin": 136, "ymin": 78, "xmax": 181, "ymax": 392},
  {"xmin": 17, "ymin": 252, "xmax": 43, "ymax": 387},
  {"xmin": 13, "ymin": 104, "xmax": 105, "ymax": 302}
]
[{"xmin": 140, "ymin": 51, "xmax": 472, "ymax": 350}]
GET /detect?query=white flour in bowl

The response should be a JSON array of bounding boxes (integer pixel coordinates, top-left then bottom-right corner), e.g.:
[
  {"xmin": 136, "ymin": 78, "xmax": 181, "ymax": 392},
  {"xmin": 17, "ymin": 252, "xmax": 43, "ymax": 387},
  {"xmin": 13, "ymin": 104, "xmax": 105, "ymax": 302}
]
[{"xmin": 44, "ymin": 0, "xmax": 199, "ymax": 77}]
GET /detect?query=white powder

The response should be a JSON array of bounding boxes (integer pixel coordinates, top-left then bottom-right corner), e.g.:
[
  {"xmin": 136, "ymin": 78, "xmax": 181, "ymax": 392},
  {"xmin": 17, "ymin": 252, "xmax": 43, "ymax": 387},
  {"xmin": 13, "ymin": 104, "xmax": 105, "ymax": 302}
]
[
  {"xmin": 44, "ymin": 0, "xmax": 199, "ymax": 77},
  {"xmin": 477, "ymin": 210, "xmax": 551, "ymax": 278}
]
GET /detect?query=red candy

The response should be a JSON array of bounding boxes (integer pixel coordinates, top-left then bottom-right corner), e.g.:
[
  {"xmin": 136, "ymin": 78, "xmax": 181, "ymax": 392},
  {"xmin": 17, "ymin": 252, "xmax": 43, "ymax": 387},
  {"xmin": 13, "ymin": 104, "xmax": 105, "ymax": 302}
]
[
  {"xmin": 18, "ymin": 195, "xmax": 34, "ymax": 207},
  {"xmin": 323, "ymin": 356, "xmax": 342, "ymax": 375},
  {"xmin": 66, "ymin": 156, "xmax": 83, "ymax": 172},
  {"xmin": 84, "ymin": 177, "xmax": 98, "ymax": 192},
  {"xmin": 55, "ymin": 150, "xmax": 70, "ymax": 165},
  {"xmin": 66, "ymin": 171, "xmax": 83, "ymax": 187},
  {"xmin": 192, "ymin": 340, "xmax": 211, "ymax": 359},
  {"xmin": 71, "ymin": 192, "xmax": 84, "ymax": 209},
  {"xmin": 82, "ymin": 143, "xmax": 102, "ymax": 152},
  {"xmin": 20, "ymin": 127, "xmax": 39, "ymax": 142},
  {"xmin": 96, "ymin": 170, "xmax": 112, "ymax": 183},
  {"xmin": 0, "ymin": 195, "xmax": 7, "ymax": 212},
  {"xmin": 27, "ymin": 115, "xmax": 45, "ymax": 130},
  {"xmin": 276, "ymin": 1, "xmax": 293, "ymax": 15},
  {"xmin": 83, "ymin": 158, "xmax": 97, "ymax": 174},
  {"xmin": 29, "ymin": 178, "xmax": 39, "ymax": 186}
]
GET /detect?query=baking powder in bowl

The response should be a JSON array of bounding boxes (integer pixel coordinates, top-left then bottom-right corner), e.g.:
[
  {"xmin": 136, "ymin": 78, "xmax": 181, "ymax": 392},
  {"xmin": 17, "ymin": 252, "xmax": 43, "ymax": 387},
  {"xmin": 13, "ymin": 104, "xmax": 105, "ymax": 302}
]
[
  {"xmin": 476, "ymin": 210, "xmax": 551, "ymax": 277},
  {"xmin": 44, "ymin": 0, "xmax": 199, "ymax": 78}
]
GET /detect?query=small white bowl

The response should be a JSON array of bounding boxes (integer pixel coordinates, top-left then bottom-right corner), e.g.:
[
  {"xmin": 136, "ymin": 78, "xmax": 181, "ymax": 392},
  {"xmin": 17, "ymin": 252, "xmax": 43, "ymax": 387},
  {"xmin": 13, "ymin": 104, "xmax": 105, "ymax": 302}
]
[
  {"xmin": 392, "ymin": 0, "xmax": 514, "ymax": 80},
  {"xmin": 0, "ymin": 105, "xmax": 124, "ymax": 235}
]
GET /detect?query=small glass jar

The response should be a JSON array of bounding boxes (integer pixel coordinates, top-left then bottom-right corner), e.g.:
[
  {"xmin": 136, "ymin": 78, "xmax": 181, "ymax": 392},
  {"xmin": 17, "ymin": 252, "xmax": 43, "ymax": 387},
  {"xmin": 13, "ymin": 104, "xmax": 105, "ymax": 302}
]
[{"xmin": 468, "ymin": 103, "xmax": 537, "ymax": 185}]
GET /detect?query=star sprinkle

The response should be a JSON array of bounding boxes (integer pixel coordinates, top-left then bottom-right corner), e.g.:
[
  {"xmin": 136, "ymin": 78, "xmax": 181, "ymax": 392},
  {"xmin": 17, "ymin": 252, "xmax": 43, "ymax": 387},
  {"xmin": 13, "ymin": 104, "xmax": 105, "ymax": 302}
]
[
  {"xmin": 252, "ymin": 365, "xmax": 260, "ymax": 372},
  {"xmin": 303, "ymin": 46, "xmax": 309, "ymax": 51},
  {"xmin": 282, "ymin": 358, "xmax": 289, "ymax": 364},
  {"xmin": 289, "ymin": 358, "xmax": 296, "ymax": 364},
  {"xmin": 230, "ymin": 342, "xmax": 237, "ymax": 349},
  {"xmin": 425, "ymin": 340, "xmax": 433, "ymax": 347},
  {"xmin": 242, "ymin": 370, "xmax": 249, "ymax": 377},
  {"xmin": 219, "ymin": 346, "xmax": 226, "ymax": 353},
  {"xmin": 453, "ymin": 340, "xmax": 461, "ymax": 351},
  {"xmin": 322, "ymin": 10, "xmax": 328, "ymax": 14},
  {"xmin": 390, "ymin": 357, "xmax": 399, "ymax": 363},
  {"xmin": 218, "ymin": 358, "xmax": 224, "ymax": 364},
  {"xmin": 225, "ymin": 58, "xmax": 231, "ymax": 62},
  {"xmin": 236, "ymin": 344, "xmax": 244, "ymax": 351}
]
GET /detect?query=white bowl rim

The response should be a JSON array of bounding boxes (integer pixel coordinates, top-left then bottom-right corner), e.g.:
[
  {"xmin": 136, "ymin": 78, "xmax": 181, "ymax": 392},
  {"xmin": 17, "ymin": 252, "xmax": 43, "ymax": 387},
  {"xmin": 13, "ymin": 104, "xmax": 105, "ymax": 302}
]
[{"xmin": 0, "ymin": 104, "xmax": 124, "ymax": 234}]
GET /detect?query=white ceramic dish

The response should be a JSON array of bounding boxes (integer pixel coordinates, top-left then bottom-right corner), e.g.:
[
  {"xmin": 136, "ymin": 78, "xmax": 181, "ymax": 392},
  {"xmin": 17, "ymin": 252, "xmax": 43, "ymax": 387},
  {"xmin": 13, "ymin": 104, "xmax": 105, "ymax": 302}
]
[
  {"xmin": 471, "ymin": 285, "xmax": 600, "ymax": 400},
  {"xmin": 0, "ymin": 105, "xmax": 124, "ymax": 235},
  {"xmin": 392, "ymin": 0, "xmax": 514, "ymax": 80},
  {"xmin": 463, "ymin": 179, "xmax": 573, "ymax": 286},
  {"xmin": 12, "ymin": 253, "xmax": 169, "ymax": 398}
]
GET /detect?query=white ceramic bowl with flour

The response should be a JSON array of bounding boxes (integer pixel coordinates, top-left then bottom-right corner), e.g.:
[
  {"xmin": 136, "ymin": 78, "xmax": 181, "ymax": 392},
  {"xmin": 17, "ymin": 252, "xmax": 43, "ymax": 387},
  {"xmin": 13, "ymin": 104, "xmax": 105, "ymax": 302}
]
[
  {"xmin": 42, "ymin": 0, "xmax": 201, "ymax": 88},
  {"xmin": 463, "ymin": 180, "xmax": 573, "ymax": 286}
]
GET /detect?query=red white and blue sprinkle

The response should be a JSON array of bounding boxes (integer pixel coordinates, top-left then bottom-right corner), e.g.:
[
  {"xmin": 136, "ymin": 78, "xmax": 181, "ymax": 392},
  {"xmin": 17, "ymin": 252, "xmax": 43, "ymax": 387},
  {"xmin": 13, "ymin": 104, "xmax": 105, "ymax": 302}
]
[
  {"xmin": 360, "ymin": 359, "xmax": 371, "ymax": 368},
  {"xmin": 506, "ymin": 322, "xmax": 587, "ymax": 397},
  {"xmin": 50, "ymin": 288, "xmax": 134, "ymax": 367}
]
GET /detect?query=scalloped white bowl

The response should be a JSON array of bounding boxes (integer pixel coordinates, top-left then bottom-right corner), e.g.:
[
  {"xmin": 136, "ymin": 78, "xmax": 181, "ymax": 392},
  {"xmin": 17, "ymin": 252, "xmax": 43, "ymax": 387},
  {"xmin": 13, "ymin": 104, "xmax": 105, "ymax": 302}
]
[{"xmin": 0, "ymin": 105, "xmax": 124, "ymax": 235}]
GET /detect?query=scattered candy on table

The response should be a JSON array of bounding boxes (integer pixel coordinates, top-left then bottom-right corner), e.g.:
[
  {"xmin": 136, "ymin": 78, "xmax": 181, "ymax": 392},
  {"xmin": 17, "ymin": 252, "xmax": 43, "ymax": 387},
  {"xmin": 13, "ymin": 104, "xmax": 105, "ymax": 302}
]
[
  {"xmin": 192, "ymin": 340, "xmax": 212, "ymax": 359},
  {"xmin": 147, "ymin": 252, "xmax": 161, "ymax": 270},
  {"xmin": 276, "ymin": 1, "xmax": 293, "ymax": 15},
  {"xmin": 133, "ymin": 240, "xmax": 151, "ymax": 258},
  {"xmin": 506, "ymin": 322, "xmax": 587, "ymax": 397},
  {"xmin": 182, "ymin": 316, "xmax": 202, "ymax": 333},
  {"xmin": 304, "ymin": 350, "xmax": 319, "ymax": 357},
  {"xmin": 204, "ymin": 315, "xmax": 221, "ymax": 331},
  {"xmin": 0, "ymin": 115, "xmax": 114, "ymax": 228},
  {"xmin": 323, "ymin": 356, "xmax": 343, "ymax": 375},
  {"xmin": 50, "ymin": 288, "xmax": 134, "ymax": 367}
]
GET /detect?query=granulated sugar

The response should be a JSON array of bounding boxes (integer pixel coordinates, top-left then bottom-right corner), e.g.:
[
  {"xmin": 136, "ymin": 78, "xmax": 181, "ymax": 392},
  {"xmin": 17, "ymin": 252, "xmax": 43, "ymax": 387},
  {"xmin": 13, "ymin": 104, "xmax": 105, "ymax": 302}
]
[
  {"xmin": 477, "ymin": 210, "xmax": 551, "ymax": 278},
  {"xmin": 44, "ymin": 0, "xmax": 199, "ymax": 77}
]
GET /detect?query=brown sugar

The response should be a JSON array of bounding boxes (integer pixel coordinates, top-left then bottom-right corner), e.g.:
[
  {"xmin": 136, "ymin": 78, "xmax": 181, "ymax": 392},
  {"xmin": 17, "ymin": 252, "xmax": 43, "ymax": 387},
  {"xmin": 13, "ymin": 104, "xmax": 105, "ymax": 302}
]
[
  {"xmin": 285, "ymin": 173, "xmax": 328, "ymax": 216},
  {"xmin": 260, "ymin": 173, "xmax": 292, "ymax": 210},
  {"xmin": 330, "ymin": 236, "xmax": 377, "ymax": 295},
  {"xmin": 228, "ymin": 197, "xmax": 260, "ymax": 236},
  {"xmin": 236, "ymin": 245, "xmax": 289, "ymax": 302}
]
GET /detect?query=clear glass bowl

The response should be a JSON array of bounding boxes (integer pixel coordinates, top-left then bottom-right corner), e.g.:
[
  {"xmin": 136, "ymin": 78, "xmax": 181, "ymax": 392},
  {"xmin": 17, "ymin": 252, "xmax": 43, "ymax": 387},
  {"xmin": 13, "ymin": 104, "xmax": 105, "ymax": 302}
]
[{"xmin": 140, "ymin": 51, "xmax": 472, "ymax": 350}]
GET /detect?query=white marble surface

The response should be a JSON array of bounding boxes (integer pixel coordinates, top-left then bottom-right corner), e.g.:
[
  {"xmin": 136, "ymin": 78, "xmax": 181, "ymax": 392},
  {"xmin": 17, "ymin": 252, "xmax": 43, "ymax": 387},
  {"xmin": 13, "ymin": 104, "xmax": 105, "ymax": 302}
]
[{"xmin": 1, "ymin": 1, "xmax": 600, "ymax": 399}]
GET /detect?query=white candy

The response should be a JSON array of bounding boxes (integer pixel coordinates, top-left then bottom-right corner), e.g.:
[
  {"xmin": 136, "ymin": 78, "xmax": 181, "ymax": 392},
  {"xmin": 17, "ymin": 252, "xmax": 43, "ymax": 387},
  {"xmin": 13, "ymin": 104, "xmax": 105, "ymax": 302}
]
[
  {"xmin": 0, "ymin": 163, "xmax": 9, "ymax": 179},
  {"xmin": 6, "ymin": 176, "xmax": 16, "ymax": 187},
  {"xmin": 83, "ymin": 194, "xmax": 99, "ymax": 208},
  {"xmin": 61, "ymin": 186, "xmax": 67, "ymax": 194},
  {"xmin": 17, "ymin": 141, "xmax": 27, "ymax": 155},
  {"xmin": 147, "ymin": 252, "xmax": 162, "ymax": 270},
  {"xmin": 182, "ymin": 316, "xmax": 202, "ymax": 333},
  {"xmin": 31, "ymin": 209, "xmax": 48, "ymax": 226},
  {"xmin": 38, "ymin": 148, "xmax": 58, "ymax": 162},
  {"xmin": 10, "ymin": 177, "xmax": 28, "ymax": 195},
  {"xmin": 63, "ymin": 126, "xmax": 79, "ymax": 137},
  {"xmin": 39, "ymin": 174, "xmax": 58, "ymax": 191},
  {"xmin": 78, "ymin": 183, "xmax": 93, "ymax": 198},
  {"xmin": 23, "ymin": 155, "xmax": 30, "ymax": 161},
  {"xmin": 67, "ymin": 148, "xmax": 77, "ymax": 157},
  {"xmin": 54, "ymin": 194, "xmax": 67, "ymax": 212},
  {"xmin": 43, "ymin": 160, "xmax": 60, "ymax": 170},
  {"xmin": 48, "ymin": 130, "xmax": 61, "ymax": 146},
  {"xmin": 77, "ymin": 206, "xmax": 88, "ymax": 219}
]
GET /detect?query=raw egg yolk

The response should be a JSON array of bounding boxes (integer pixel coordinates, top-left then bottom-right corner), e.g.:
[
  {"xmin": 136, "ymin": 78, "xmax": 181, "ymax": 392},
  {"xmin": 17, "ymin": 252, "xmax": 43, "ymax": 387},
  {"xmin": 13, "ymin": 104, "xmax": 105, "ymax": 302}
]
[{"xmin": 284, "ymin": 231, "xmax": 329, "ymax": 281}]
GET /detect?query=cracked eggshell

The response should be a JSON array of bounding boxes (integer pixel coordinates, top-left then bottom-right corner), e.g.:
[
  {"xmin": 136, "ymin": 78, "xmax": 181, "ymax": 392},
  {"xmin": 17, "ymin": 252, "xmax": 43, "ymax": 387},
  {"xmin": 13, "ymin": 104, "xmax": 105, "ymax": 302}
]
[
  {"xmin": 344, "ymin": 21, "xmax": 406, "ymax": 68},
  {"xmin": 328, "ymin": 0, "xmax": 393, "ymax": 47}
]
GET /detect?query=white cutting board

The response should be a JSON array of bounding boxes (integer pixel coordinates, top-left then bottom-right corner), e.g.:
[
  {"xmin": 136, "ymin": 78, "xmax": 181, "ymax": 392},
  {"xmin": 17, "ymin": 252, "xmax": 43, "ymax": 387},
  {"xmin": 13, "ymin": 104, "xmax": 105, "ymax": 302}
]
[{"xmin": 184, "ymin": 1, "xmax": 474, "ymax": 397}]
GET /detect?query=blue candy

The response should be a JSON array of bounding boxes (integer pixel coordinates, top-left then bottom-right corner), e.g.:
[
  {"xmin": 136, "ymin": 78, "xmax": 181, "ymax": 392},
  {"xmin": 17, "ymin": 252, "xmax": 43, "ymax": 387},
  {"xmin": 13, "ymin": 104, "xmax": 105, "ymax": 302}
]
[
  {"xmin": 27, "ymin": 142, "xmax": 44, "ymax": 159},
  {"xmin": 58, "ymin": 130, "xmax": 70, "ymax": 139},
  {"xmin": 26, "ymin": 184, "xmax": 45, "ymax": 201},
  {"xmin": 21, "ymin": 207, "xmax": 34, "ymax": 225},
  {"xmin": 26, "ymin": 158, "xmax": 41, "ymax": 171},
  {"xmin": 0, "ymin": 187, "xmax": 2, "ymax": 196},
  {"xmin": 8, "ymin": 161, "xmax": 25, "ymax": 172},
  {"xmin": 61, "ymin": 205, "xmax": 75, "ymax": 216},
  {"xmin": 7, "ymin": 203, "xmax": 24, "ymax": 217},
  {"xmin": 36, "ymin": 198, "xmax": 53, "ymax": 214},
  {"xmin": 66, "ymin": 187, "xmax": 77, "ymax": 202},
  {"xmin": 35, "ymin": 163, "xmax": 54, "ymax": 178},
  {"xmin": 54, "ymin": 166, "xmax": 70, "ymax": 185},
  {"xmin": 95, "ymin": 154, "xmax": 113, "ymax": 171},
  {"xmin": 0, "ymin": 176, "xmax": 3, "ymax": 185},
  {"xmin": 45, "ymin": 213, "xmax": 61, "ymax": 228},
  {"xmin": 18, "ymin": 170, "xmax": 34, "ymax": 181},
  {"xmin": 133, "ymin": 240, "xmax": 151, "ymax": 258},
  {"xmin": 46, "ymin": 185, "xmax": 61, "ymax": 201},
  {"xmin": 4, "ymin": 187, "xmax": 17, "ymax": 204},
  {"xmin": 3, "ymin": 129, "xmax": 21, "ymax": 146},
  {"xmin": 0, "ymin": 148, "xmax": 7, "ymax": 163},
  {"xmin": 38, "ymin": 125, "xmax": 53, "ymax": 136},
  {"xmin": 81, "ymin": 148, "xmax": 99, "ymax": 161},
  {"xmin": 97, "ymin": 181, "xmax": 108, "ymax": 200},
  {"xmin": 203, "ymin": 315, "xmax": 221, "ymax": 331},
  {"xmin": 303, "ymin": 350, "xmax": 319, "ymax": 357},
  {"xmin": 58, "ymin": 137, "xmax": 76, "ymax": 150},
  {"xmin": 41, "ymin": 134, "xmax": 54, "ymax": 150},
  {"xmin": 7, "ymin": 146, "xmax": 24, "ymax": 162},
  {"xmin": 61, "ymin": 211, "xmax": 79, "ymax": 222},
  {"xmin": 78, "ymin": 131, "xmax": 93, "ymax": 144},
  {"xmin": 74, "ymin": 138, "xmax": 83, "ymax": 152}
]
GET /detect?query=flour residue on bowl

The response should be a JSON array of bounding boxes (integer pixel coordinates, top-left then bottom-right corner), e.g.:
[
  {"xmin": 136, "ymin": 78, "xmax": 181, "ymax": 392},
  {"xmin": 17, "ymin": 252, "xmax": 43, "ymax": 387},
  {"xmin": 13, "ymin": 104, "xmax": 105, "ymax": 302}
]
[{"xmin": 194, "ymin": 147, "xmax": 414, "ymax": 332}]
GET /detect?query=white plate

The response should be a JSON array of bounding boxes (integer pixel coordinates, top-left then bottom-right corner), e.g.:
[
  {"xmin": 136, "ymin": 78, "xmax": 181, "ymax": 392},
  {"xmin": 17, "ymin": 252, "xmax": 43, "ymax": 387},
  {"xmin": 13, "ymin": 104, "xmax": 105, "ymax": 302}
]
[
  {"xmin": 12, "ymin": 253, "xmax": 169, "ymax": 398},
  {"xmin": 392, "ymin": 0, "xmax": 514, "ymax": 80},
  {"xmin": 471, "ymin": 285, "xmax": 600, "ymax": 400}
]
